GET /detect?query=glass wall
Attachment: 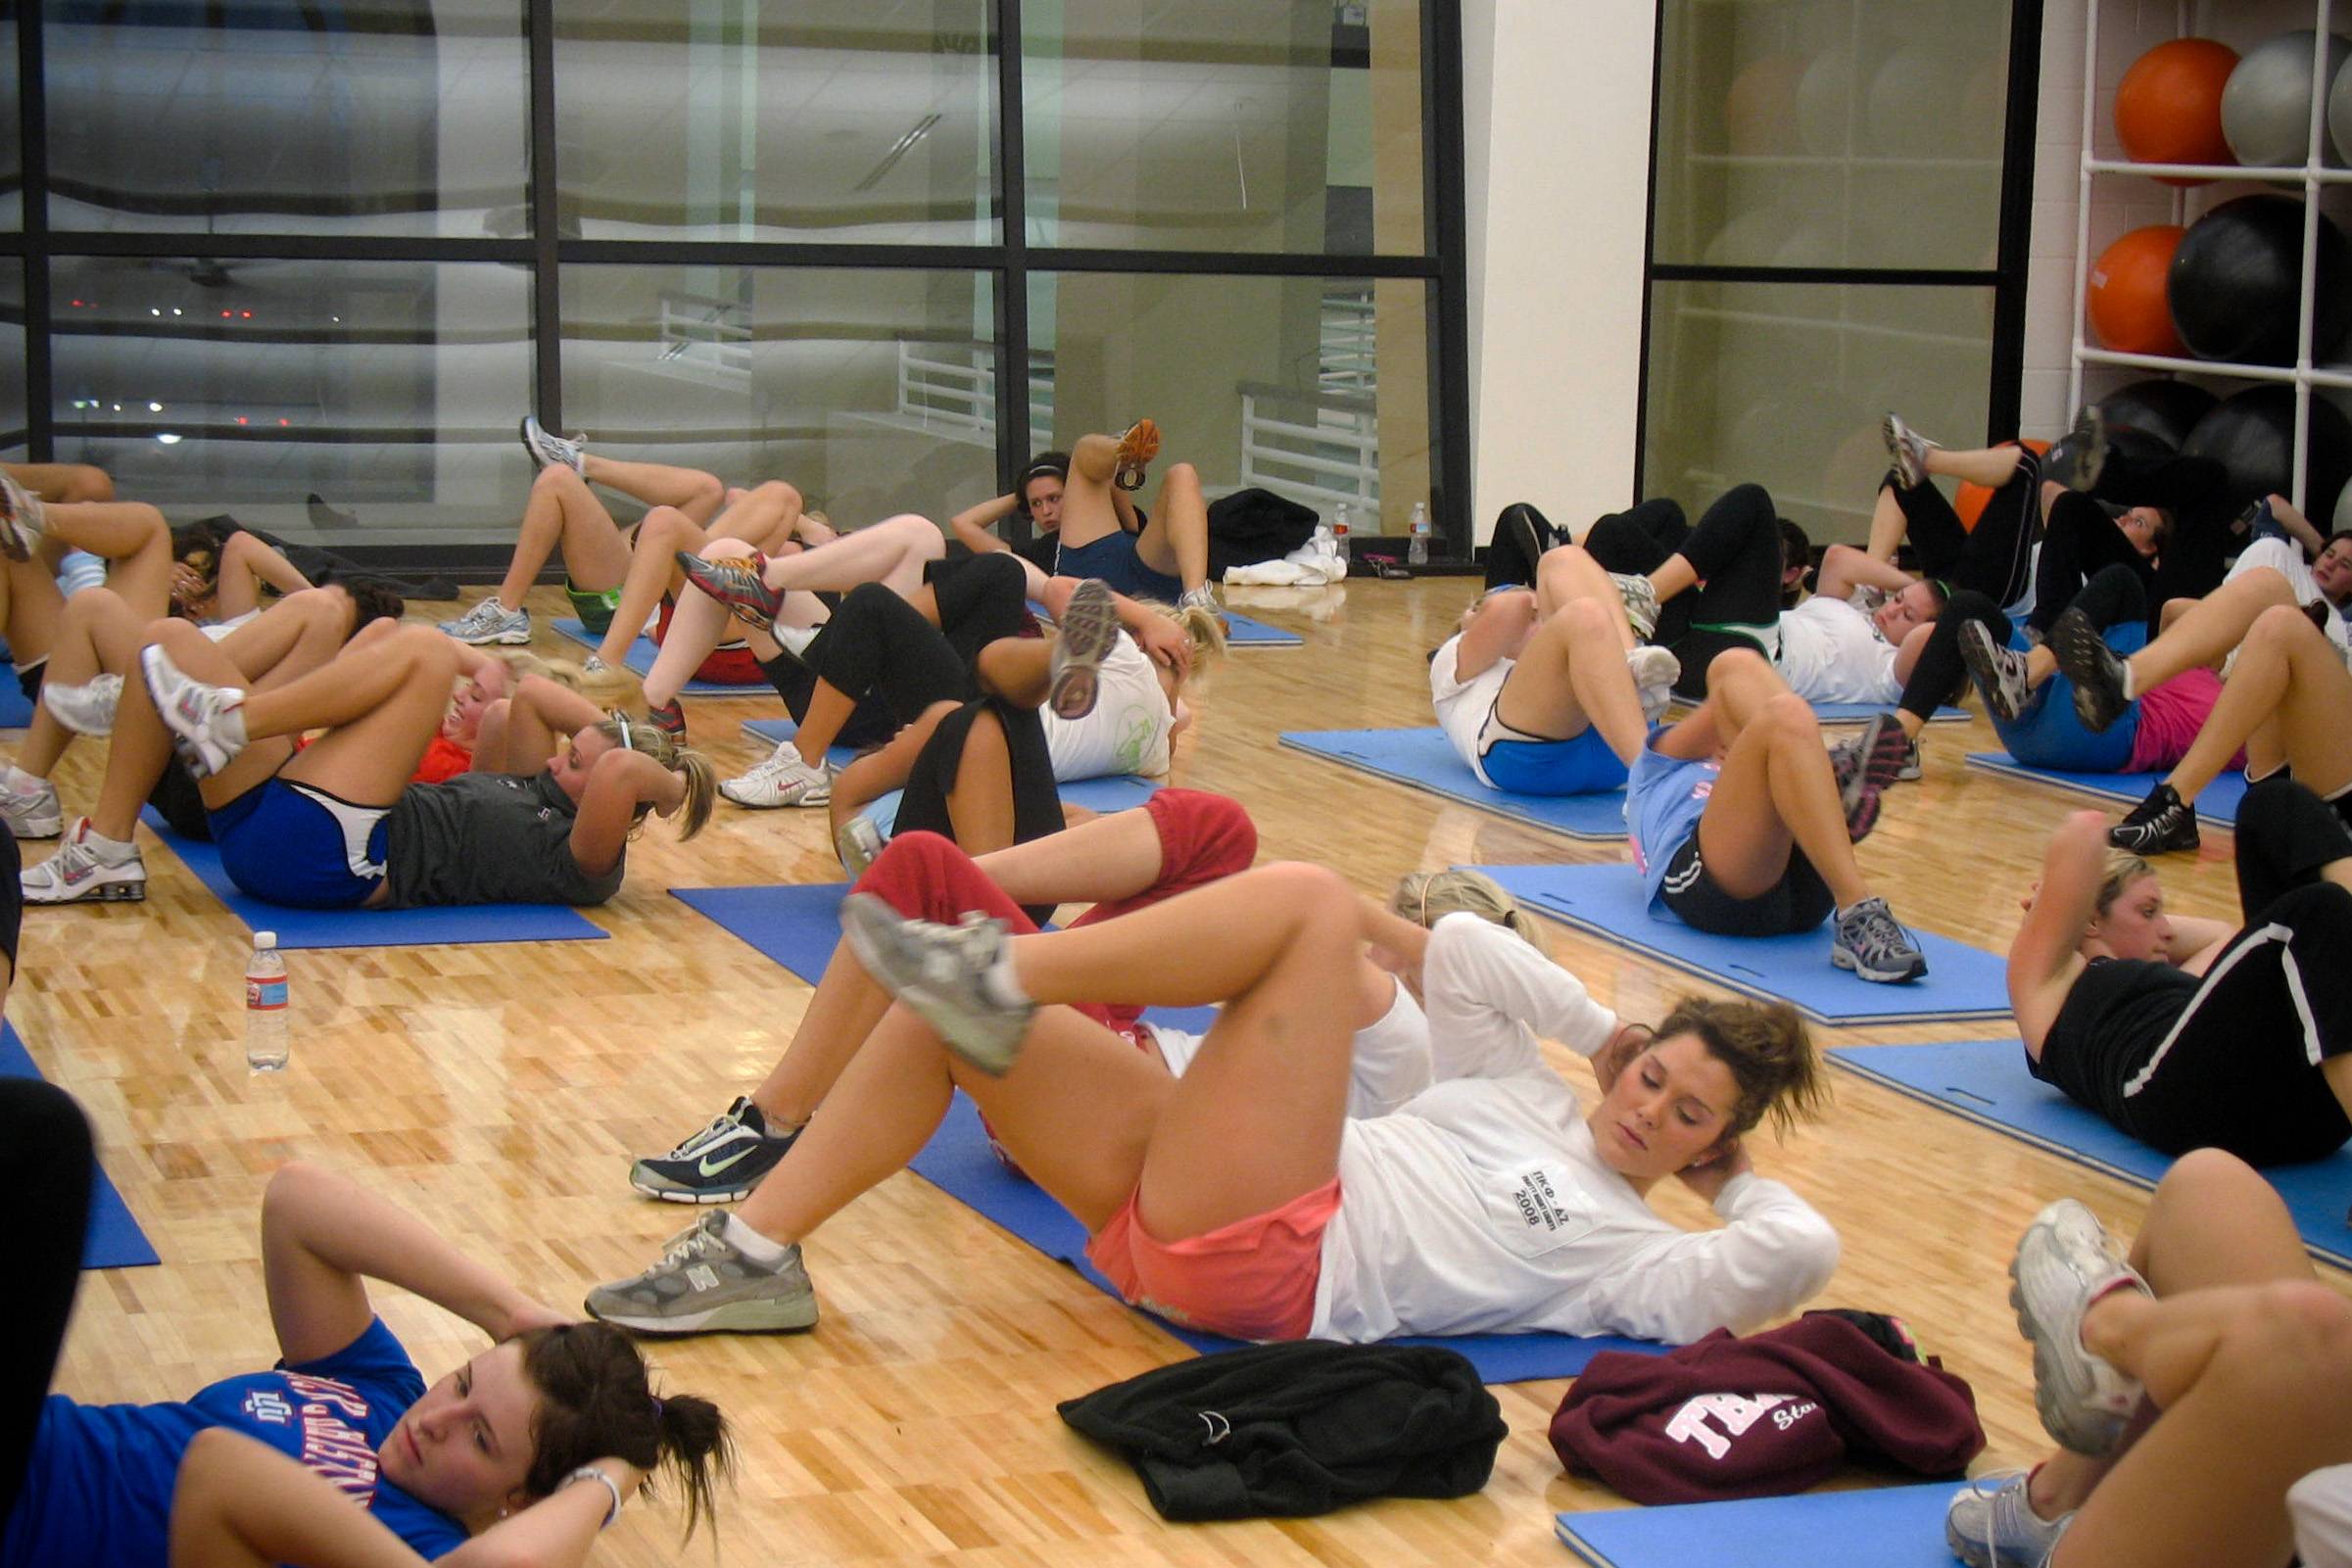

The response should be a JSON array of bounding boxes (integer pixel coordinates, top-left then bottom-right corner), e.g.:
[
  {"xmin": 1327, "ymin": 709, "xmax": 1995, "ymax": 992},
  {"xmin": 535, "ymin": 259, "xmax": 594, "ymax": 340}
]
[
  {"xmin": 1642, "ymin": 0, "xmax": 2029, "ymax": 544},
  {"xmin": 5, "ymin": 0, "xmax": 1459, "ymax": 564}
]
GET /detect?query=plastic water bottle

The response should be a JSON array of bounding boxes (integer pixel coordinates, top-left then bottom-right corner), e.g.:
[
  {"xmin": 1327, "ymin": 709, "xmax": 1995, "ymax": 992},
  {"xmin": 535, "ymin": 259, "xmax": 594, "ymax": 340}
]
[
  {"xmin": 1408, "ymin": 500, "xmax": 1431, "ymax": 567},
  {"xmin": 245, "ymin": 931, "xmax": 289, "ymax": 1072},
  {"xmin": 1331, "ymin": 500, "xmax": 1352, "ymax": 564}
]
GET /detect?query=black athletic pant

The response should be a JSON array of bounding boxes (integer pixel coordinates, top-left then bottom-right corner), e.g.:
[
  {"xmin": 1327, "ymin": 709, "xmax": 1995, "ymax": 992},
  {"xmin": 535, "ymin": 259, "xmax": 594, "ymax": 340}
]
[
  {"xmin": 2032, "ymin": 491, "xmax": 2157, "ymax": 635},
  {"xmin": 894, "ymin": 696, "xmax": 1066, "ymax": 922},
  {"xmin": 2121, "ymin": 780, "xmax": 2352, "ymax": 1164},
  {"xmin": 1485, "ymin": 499, "xmax": 1689, "ymax": 593},
  {"xmin": 1903, "ymin": 563, "xmax": 2147, "ymax": 724},
  {"xmin": 0, "ymin": 1077, "xmax": 92, "ymax": 1527},
  {"xmin": 1885, "ymin": 446, "xmax": 2041, "ymax": 609},
  {"xmin": 1586, "ymin": 484, "xmax": 1782, "ymax": 697},
  {"xmin": 2091, "ymin": 450, "xmax": 2237, "ymax": 608},
  {"xmin": 805, "ymin": 552, "xmax": 1032, "ymax": 729}
]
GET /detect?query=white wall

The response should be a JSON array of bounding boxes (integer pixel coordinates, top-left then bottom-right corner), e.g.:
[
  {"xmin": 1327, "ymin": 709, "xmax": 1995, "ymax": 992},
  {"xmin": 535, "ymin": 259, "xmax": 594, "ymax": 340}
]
[{"xmin": 1459, "ymin": 1, "xmax": 1656, "ymax": 544}]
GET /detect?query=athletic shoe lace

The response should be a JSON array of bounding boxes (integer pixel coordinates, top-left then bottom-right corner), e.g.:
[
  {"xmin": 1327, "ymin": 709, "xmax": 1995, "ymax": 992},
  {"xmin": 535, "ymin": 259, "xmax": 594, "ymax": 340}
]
[
  {"xmin": 659, "ymin": 1216, "xmax": 733, "ymax": 1269},
  {"xmin": 662, "ymin": 1107, "xmax": 746, "ymax": 1160},
  {"xmin": 1849, "ymin": 901, "xmax": 1911, "ymax": 962}
]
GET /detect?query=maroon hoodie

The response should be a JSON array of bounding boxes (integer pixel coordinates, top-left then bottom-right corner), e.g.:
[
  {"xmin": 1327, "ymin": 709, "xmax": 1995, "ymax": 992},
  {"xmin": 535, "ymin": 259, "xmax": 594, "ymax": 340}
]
[{"xmin": 1549, "ymin": 1311, "xmax": 1984, "ymax": 1503}]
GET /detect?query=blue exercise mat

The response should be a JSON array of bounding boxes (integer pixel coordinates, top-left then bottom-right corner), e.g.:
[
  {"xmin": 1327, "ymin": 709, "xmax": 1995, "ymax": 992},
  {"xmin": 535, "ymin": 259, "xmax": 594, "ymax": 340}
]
[
  {"xmin": 1964, "ymin": 752, "xmax": 2249, "ymax": 831},
  {"xmin": 0, "ymin": 1023, "xmax": 159, "ymax": 1268},
  {"xmin": 1471, "ymin": 863, "xmax": 2012, "ymax": 1026},
  {"xmin": 141, "ymin": 808, "xmax": 608, "ymax": 950},
  {"xmin": 550, "ymin": 617, "xmax": 770, "ymax": 696},
  {"xmin": 1556, "ymin": 1483, "xmax": 1961, "ymax": 1568},
  {"xmin": 1832, "ymin": 1039, "xmax": 2352, "ymax": 1268},
  {"xmin": 1278, "ymin": 729, "xmax": 1629, "ymax": 840},
  {"xmin": 1662, "ymin": 699, "xmax": 1967, "ymax": 726},
  {"xmin": 0, "ymin": 684, "xmax": 32, "ymax": 728},
  {"xmin": 1223, "ymin": 612, "xmax": 1301, "ymax": 647},
  {"xmin": 912, "ymin": 1091, "xmax": 1659, "ymax": 1382}
]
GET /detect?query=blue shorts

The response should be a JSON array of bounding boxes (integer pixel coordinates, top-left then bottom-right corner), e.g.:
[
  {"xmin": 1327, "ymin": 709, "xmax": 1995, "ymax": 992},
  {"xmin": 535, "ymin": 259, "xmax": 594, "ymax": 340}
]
[
  {"xmin": 1054, "ymin": 530, "xmax": 1183, "ymax": 601},
  {"xmin": 1473, "ymin": 707, "xmax": 1628, "ymax": 795},
  {"xmin": 1992, "ymin": 624, "xmax": 2140, "ymax": 773},
  {"xmin": 210, "ymin": 777, "xmax": 391, "ymax": 909}
]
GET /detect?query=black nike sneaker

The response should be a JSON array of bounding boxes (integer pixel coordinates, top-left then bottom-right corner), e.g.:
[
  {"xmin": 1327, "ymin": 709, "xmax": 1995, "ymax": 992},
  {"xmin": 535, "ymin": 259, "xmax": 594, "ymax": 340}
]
[
  {"xmin": 630, "ymin": 1097, "xmax": 799, "ymax": 1203},
  {"xmin": 2108, "ymin": 783, "xmax": 2200, "ymax": 855}
]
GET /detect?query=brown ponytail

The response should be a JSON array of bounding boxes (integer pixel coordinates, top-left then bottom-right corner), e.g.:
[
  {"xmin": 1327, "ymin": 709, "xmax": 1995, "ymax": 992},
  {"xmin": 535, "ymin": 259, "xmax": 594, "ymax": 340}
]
[{"xmin": 515, "ymin": 1322, "xmax": 734, "ymax": 1543}]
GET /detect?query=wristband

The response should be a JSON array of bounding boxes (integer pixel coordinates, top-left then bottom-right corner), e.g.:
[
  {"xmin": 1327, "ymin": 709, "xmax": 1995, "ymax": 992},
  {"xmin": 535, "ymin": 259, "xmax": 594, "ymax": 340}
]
[{"xmin": 562, "ymin": 1464, "xmax": 623, "ymax": 1530}]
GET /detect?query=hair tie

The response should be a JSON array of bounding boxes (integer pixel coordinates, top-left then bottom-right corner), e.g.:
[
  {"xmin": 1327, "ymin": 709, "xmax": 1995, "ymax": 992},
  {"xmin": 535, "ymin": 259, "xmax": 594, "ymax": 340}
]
[{"xmin": 611, "ymin": 709, "xmax": 634, "ymax": 750}]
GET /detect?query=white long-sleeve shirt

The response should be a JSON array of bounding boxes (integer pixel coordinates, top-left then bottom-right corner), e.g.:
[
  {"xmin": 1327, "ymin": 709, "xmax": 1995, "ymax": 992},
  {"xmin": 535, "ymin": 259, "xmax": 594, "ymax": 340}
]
[{"xmin": 1307, "ymin": 914, "xmax": 1841, "ymax": 1344}]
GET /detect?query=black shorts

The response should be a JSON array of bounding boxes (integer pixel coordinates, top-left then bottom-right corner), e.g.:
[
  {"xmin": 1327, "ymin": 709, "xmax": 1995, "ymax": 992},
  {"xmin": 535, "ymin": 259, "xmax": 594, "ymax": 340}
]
[
  {"xmin": 1657, "ymin": 832, "xmax": 1836, "ymax": 937},
  {"xmin": 15, "ymin": 660, "xmax": 43, "ymax": 703}
]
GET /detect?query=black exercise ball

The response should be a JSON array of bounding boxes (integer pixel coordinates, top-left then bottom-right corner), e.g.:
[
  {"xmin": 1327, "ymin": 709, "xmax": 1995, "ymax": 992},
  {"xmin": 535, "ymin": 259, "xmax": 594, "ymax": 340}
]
[
  {"xmin": 2044, "ymin": 420, "xmax": 2174, "ymax": 489},
  {"xmin": 2167, "ymin": 195, "xmax": 2351, "ymax": 365},
  {"xmin": 2095, "ymin": 379, "xmax": 2219, "ymax": 451},
  {"xmin": 2183, "ymin": 385, "xmax": 2352, "ymax": 518}
]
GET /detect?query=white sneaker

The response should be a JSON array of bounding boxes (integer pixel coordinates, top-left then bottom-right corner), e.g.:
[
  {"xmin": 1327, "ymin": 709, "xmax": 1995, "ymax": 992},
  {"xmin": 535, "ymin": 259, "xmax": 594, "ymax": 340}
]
[
  {"xmin": 0, "ymin": 765, "xmax": 62, "ymax": 838},
  {"xmin": 1176, "ymin": 583, "xmax": 1224, "ymax": 619},
  {"xmin": 23, "ymin": 818, "xmax": 145, "ymax": 903},
  {"xmin": 2011, "ymin": 1198, "xmax": 2150, "ymax": 1456},
  {"xmin": 138, "ymin": 645, "xmax": 249, "ymax": 780},
  {"xmin": 1048, "ymin": 579, "xmax": 1120, "ymax": 721},
  {"xmin": 1625, "ymin": 645, "xmax": 1681, "ymax": 726},
  {"xmin": 42, "ymin": 674, "xmax": 122, "ymax": 737},
  {"xmin": 1944, "ymin": 1470, "xmax": 2073, "ymax": 1568},
  {"xmin": 719, "ymin": 746, "xmax": 831, "ymax": 808},
  {"xmin": 518, "ymin": 415, "xmax": 586, "ymax": 474},
  {"xmin": 438, "ymin": 597, "xmax": 531, "ymax": 646},
  {"xmin": 0, "ymin": 472, "xmax": 46, "ymax": 562}
]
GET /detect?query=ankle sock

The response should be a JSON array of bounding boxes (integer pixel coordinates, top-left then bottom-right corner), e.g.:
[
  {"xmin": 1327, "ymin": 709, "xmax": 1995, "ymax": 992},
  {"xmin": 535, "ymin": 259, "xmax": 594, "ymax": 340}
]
[
  {"xmin": 979, "ymin": 948, "xmax": 1030, "ymax": 1010},
  {"xmin": 721, "ymin": 1212, "xmax": 791, "ymax": 1265}
]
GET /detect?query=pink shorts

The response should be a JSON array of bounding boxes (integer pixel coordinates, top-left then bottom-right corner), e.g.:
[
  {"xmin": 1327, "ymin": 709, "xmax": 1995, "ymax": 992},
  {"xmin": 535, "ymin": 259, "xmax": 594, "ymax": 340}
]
[{"xmin": 1083, "ymin": 1178, "xmax": 1339, "ymax": 1343}]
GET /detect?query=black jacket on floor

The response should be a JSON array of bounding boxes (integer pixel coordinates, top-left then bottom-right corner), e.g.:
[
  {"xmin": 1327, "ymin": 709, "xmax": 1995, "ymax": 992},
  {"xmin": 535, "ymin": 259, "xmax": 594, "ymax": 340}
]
[{"xmin": 1057, "ymin": 1341, "xmax": 1508, "ymax": 1521}]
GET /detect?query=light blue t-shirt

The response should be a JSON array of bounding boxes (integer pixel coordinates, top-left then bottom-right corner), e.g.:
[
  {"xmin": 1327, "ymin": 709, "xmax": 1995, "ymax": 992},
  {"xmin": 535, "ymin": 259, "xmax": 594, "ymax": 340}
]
[
  {"xmin": 1625, "ymin": 725, "xmax": 1719, "ymax": 915},
  {"xmin": 3, "ymin": 1316, "xmax": 467, "ymax": 1568}
]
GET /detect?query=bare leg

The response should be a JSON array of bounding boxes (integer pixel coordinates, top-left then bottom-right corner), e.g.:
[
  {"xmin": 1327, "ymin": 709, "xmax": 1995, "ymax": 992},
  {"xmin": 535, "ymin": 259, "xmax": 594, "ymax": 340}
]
[
  {"xmin": 974, "ymin": 636, "xmax": 1053, "ymax": 708},
  {"xmin": 1131, "ymin": 462, "xmax": 1210, "ymax": 592},
  {"xmin": 1693, "ymin": 649, "xmax": 1874, "ymax": 908},
  {"xmin": 1924, "ymin": 443, "xmax": 2026, "ymax": 490},
  {"xmin": 759, "ymin": 514, "xmax": 943, "ymax": 600},
  {"xmin": 590, "ymin": 507, "xmax": 705, "ymax": 670},
  {"xmin": 39, "ymin": 501, "xmax": 173, "ymax": 617},
  {"xmin": 265, "ymin": 627, "xmax": 461, "ymax": 804},
  {"xmin": 577, "ymin": 453, "xmax": 725, "ymax": 525},
  {"xmin": 2, "ymin": 461, "xmax": 113, "ymax": 504},
  {"xmin": 2124, "ymin": 566, "xmax": 2299, "ymax": 695},
  {"xmin": 1493, "ymin": 597, "xmax": 1650, "ymax": 765},
  {"xmin": 2167, "ymin": 604, "xmax": 2352, "ymax": 804},
  {"xmin": 491, "ymin": 465, "xmax": 635, "ymax": 611},
  {"xmin": 941, "ymin": 708, "xmax": 1019, "ymax": 856},
  {"xmin": 1053, "ymin": 431, "xmax": 1127, "ymax": 550}
]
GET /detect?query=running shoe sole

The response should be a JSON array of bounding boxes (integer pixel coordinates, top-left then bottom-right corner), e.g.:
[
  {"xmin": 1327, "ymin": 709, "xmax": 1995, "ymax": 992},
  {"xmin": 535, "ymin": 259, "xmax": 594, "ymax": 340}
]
[
  {"xmin": 1831, "ymin": 942, "xmax": 1928, "ymax": 983},
  {"xmin": 1882, "ymin": 412, "xmax": 1926, "ymax": 491},
  {"xmin": 2009, "ymin": 1200, "xmax": 2142, "ymax": 1455},
  {"xmin": 2050, "ymin": 608, "xmax": 2128, "ymax": 733},
  {"xmin": 1112, "ymin": 418, "xmax": 1160, "ymax": 491},
  {"xmin": 629, "ymin": 1164, "xmax": 768, "ymax": 1205},
  {"xmin": 1840, "ymin": 713, "xmax": 1909, "ymax": 841},
  {"xmin": 0, "ymin": 480, "xmax": 35, "ymax": 562},
  {"xmin": 139, "ymin": 645, "xmax": 240, "ymax": 779},
  {"xmin": 675, "ymin": 550, "xmax": 781, "ymax": 631},
  {"xmin": 1048, "ymin": 579, "xmax": 1120, "ymax": 720},
  {"xmin": 1959, "ymin": 618, "xmax": 2026, "ymax": 723},
  {"xmin": 582, "ymin": 1298, "xmax": 817, "ymax": 1336}
]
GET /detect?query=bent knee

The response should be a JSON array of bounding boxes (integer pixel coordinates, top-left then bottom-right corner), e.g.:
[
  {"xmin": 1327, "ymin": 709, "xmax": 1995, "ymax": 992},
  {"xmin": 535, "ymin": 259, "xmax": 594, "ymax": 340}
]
[
  {"xmin": 1706, "ymin": 645, "xmax": 1771, "ymax": 689},
  {"xmin": 1557, "ymin": 595, "xmax": 1614, "ymax": 638},
  {"xmin": 1762, "ymin": 689, "xmax": 1819, "ymax": 737}
]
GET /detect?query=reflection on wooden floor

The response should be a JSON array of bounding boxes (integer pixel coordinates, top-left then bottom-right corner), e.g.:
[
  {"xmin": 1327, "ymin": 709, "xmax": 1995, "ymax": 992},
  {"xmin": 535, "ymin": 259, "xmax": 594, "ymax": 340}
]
[{"xmin": 24, "ymin": 575, "xmax": 2337, "ymax": 1566}]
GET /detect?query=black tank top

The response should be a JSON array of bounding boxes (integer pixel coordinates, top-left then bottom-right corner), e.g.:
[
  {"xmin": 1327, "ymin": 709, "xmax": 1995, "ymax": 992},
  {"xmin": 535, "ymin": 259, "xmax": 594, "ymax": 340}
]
[{"xmin": 2031, "ymin": 956, "xmax": 2198, "ymax": 1131}]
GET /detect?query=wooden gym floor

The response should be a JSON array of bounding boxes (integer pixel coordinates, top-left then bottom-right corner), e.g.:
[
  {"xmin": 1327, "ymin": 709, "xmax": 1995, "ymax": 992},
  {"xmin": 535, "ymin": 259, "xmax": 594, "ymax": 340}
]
[{"xmin": 22, "ymin": 573, "xmax": 2344, "ymax": 1566}]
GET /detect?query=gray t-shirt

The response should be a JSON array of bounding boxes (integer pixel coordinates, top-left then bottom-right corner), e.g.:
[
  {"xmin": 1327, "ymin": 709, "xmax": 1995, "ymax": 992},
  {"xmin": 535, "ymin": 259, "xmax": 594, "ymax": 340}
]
[{"xmin": 383, "ymin": 771, "xmax": 624, "ymax": 909}]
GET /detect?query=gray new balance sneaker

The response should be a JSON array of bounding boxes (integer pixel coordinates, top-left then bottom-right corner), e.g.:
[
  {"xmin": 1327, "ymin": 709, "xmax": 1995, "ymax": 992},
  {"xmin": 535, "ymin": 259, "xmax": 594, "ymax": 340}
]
[
  {"xmin": 2011, "ymin": 1198, "xmax": 2149, "ymax": 1456},
  {"xmin": 438, "ymin": 596, "xmax": 532, "ymax": 646},
  {"xmin": 839, "ymin": 892, "xmax": 1036, "ymax": 1075},
  {"xmin": 583, "ymin": 1212, "xmax": 817, "ymax": 1335},
  {"xmin": 1944, "ymin": 1470, "xmax": 2073, "ymax": 1568},
  {"xmin": 1831, "ymin": 895, "xmax": 1928, "ymax": 983}
]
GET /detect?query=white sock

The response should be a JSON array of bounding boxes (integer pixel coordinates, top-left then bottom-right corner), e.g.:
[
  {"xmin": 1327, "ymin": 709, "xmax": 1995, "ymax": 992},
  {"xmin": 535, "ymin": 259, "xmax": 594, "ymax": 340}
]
[
  {"xmin": 775, "ymin": 622, "xmax": 820, "ymax": 658},
  {"xmin": 721, "ymin": 1212, "xmax": 791, "ymax": 1266},
  {"xmin": 82, "ymin": 825, "xmax": 136, "ymax": 859},
  {"xmin": 979, "ymin": 949, "xmax": 1031, "ymax": 1010}
]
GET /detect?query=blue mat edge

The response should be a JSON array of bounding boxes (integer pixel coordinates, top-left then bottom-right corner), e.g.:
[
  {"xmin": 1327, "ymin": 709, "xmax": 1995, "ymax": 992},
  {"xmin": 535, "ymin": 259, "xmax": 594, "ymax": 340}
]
[
  {"xmin": 1276, "ymin": 729, "xmax": 1629, "ymax": 842},
  {"xmin": 549, "ymin": 617, "xmax": 770, "ymax": 695},
  {"xmin": 1963, "ymin": 752, "xmax": 2243, "ymax": 831},
  {"xmin": 0, "ymin": 1024, "xmax": 160, "ymax": 1269},
  {"xmin": 1554, "ymin": 1483, "xmax": 1962, "ymax": 1568},
  {"xmin": 1828, "ymin": 1041, "xmax": 2352, "ymax": 1271},
  {"xmin": 1469, "ymin": 863, "xmax": 2014, "ymax": 1027}
]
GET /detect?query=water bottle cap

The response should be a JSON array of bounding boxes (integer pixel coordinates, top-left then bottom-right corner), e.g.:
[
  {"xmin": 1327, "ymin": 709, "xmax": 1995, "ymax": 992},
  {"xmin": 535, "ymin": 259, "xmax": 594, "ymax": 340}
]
[{"xmin": 254, "ymin": 931, "xmax": 278, "ymax": 950}]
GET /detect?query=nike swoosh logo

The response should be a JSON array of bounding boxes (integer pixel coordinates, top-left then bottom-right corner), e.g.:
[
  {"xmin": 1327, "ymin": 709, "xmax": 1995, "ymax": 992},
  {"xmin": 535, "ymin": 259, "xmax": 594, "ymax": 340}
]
[{"xmin": 696, "ymin": 1147, "xmax": 752, "ymax": 1177}]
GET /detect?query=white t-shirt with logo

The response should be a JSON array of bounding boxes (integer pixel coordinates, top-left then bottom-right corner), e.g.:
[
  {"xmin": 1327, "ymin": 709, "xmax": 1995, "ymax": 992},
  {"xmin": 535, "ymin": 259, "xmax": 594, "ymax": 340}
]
[
  {"xmin": 1774, "ymin": 595, "xmax": 1901, "ymax": 704},
  {"xmin": 1044, "ymin": 635, "xmax": 1175, "ymax": 781},
  {"xmin": 2227, "ymin": 536, "xmax": 2348, "ymax": 657},
  {"xmin": 1307, "ymin": 915, "xmax": 1842, "ymax": 1344},
  {"xmin": 2295, "ymin": 1466, "xmax": 2352, "ymax": 1567}
]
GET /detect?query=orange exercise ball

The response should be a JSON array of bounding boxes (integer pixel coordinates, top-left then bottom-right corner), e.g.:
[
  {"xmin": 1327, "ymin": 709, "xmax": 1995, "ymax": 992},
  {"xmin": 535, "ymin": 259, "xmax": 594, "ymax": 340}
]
[
  {"xmin": 2115, "ymin": 37, "xmax": 2239, "ymax": 184},
  {"xmin": 2087, "ymin": 225, "xmax": 2188, "ymax": 356}
]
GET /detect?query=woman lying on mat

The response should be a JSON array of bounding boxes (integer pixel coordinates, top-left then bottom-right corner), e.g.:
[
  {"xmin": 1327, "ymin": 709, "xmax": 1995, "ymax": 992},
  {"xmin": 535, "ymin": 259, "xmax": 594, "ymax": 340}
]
[
  {"xmin": 4, "ymin": 1093, "xmax": 732, "ymax": 1568},
  {"xmin": 1944, "ymin": 1151, "xmax": 2352, "ymax": 1568},
  {"xmin": 1627, "ymin": 647, "xmax": 1927, "ymax": 983},
  {"xmin": 438, "ymin": 424, "xmax": 805, "ymax": 692},
  {"xmin": 2052, "ymin": 574, "xmax": 2352, "ymax": 857},
  {"xmin": 2009, "ymin": 783, "xmax": 2352, "ymax": 1166},
  {"xmin": 1433, "ymin": 543, "xmax": 1678, "ymax": 796},
  {"xmin": 587, "ymin": 844, "xmax": 1836, "ymax": 1347},
  {"xmin": 23, "ymin": 612, "xmax": 711, "ymax": 909},
  {"xmin": 1945, "ymin": 560, "xmax": 2275, "ymax": 787}
]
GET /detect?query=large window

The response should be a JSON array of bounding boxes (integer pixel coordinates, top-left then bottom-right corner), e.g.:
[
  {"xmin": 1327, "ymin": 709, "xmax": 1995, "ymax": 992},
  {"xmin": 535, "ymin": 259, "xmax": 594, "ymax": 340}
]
[
  {"xmin": 1641, "ymin": 0, "xmax": 2037, "ymax": 544},
  {"xmin": 2, "ymin": 1, "xmax": 1464, "ymax": 567}
]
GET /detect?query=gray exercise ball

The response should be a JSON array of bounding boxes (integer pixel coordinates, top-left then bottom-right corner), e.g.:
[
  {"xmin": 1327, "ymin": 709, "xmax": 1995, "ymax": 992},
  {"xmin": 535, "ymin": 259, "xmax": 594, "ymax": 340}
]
[
  {"xmin": 2332, "ymin": 49, "xmax": 2352, "ymax": 164},
  {"xmin": 2223, "ymin": 30, "xmax": 2351, "ymax": 167}
]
